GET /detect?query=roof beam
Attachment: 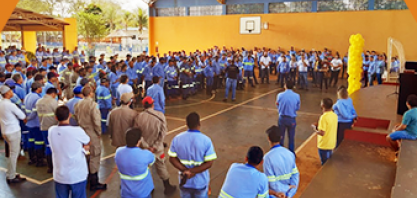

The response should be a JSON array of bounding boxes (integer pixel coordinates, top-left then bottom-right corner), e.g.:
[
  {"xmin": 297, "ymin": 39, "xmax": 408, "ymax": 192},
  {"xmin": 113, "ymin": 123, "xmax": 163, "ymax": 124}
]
[{"xmin": 6, "ymin": 10, "xmax": 63, "ymax": 31}]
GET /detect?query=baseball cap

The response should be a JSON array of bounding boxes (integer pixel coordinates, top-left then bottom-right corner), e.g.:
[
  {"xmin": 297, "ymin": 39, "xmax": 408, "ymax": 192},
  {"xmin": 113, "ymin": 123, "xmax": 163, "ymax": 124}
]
[
  {"xmin": 4, "ymin": 78, "xmax": 16, "ymax": 86},
  {"xmin": 31, "ymin": 82, "xmax": 43, "ymax": 90},
  {"xmin": 142, "ymin": 96, "xmax": 154, "ymax": 106},
  {"xmin": 0, "ymin": 85, "xmax": 11, "ymax": 95},
  {"xmin": 73, "ymin": 86, "xmax": 83, "ymax": 94},
  {"xmin": 26, "ymin": 67, "xmax": 36, "ymax": 72},
  {"xmin": 121, "ymin": 92, "xmax": 134, "ymax": 103},
  {"xmin": 227, "ymin": 58, "xmax": 232, "ymax": 61}
]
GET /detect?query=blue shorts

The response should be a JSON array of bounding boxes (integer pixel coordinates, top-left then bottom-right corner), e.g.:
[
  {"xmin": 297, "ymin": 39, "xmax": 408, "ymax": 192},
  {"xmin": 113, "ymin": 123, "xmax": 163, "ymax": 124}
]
[{"xmin": 389, "ymin": 130, "xmax": 417, "ymax": 141}]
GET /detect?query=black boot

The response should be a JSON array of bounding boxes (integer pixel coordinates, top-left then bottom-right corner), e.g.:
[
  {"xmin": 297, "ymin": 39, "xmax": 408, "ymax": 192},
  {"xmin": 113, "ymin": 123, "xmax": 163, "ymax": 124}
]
[
  {"xmin": 163, "ymin": 179, "xmax": 176, "ymax": 195},
  {"xmin": 27, "ymin": 148, "xmax": 37, "ymax": 165},
  {"xmin": 89, "ymin": 173, "xmax": 107, "ymax": 191},
  {"xmin": 35, "ymin": 150, "xmax": 46, "ymax": 167},
  {"xmin": 46, "ymin": 155, "xmax": 53, "ymax": 173}
]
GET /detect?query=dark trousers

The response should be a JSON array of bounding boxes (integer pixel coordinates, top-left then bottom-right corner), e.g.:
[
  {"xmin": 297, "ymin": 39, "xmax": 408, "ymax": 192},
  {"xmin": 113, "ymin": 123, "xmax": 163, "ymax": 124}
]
[
  {"xmin": 167, "ymin": 80, "xmax": 178, "ymax": 97},
  {"xmin": 279, "ymin": 73, "xmax": 288, "ymax": 88},
  {"xmin": 318, "ymin": 149, "xmax": 333, "ymax": 165},
  {"xmin": 329, "ymin": 70, "xmax": 340, "ymax": 87},
  {"xmin": 270, "ymin": 63, "xmax": 276, "ymax": 75},
  {"xmin": 336, "ymin": 122, "xmax": 353, "ymax": 148},
  {"xmin": 244, "ymin": 71, "xmax": 254, "ymax": 86},
  {"xmin": 317, "ymin": 72, "xmax": 328, "ymax": 90},
  {"xmin": 377, "ymin": 73, "xmax": 383, "ymax": 84},
  {"xmin": 289, "ymin": 69, "xmax": 296, "ymax": 83},
  {"xmin": 206, "ymin": 77, "xmax": 213, "ymax": 94},
  {"xmin": 99, "ymin": 109, "xmax": 109, "ymax": 134},
  {"xmin": 261, "ymin": 68, "xmax": 269, "ymax": 83},
  {"xmin": 362, "ymin": 70, "xmax": 369, "ymax": 87},
  {"xmin": 55, "ymin": 180, "xmax": 87, "ymax": 198},
  {"xmin": 29, "ymin": 127, "xmax": 43, "ymax": 151},
  {"xmin": 252, "ymin": 70, "xmax": 258, "ymax": 84},
  {"xmin": 213, "ymin": 76, "xmax": 218, "ymax": 91},
  {"xmin": 145, "ymin": 80, "xmax": 152, "ymax": 95},
  {"xmin": 279, "ymin": 116, "xmax": 296, "ymax": 153},
  {"xmin": 41, "ymin": 130, "xmax": 51, "ymax": 156},
  {"xmin": 341, "ymin": 64, "xmax": 347, "ymax": 79}
]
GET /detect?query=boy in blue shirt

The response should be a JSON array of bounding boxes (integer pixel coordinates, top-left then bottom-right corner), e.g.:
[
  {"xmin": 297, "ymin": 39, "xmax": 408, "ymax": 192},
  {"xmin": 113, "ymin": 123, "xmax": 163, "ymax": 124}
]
[
  {"xmin": 168, "ymin": 112, "xmax": 217, "ymax": 198},
  {"xmin": 387, "ymin": 95, "xmax": 417, "ymax": 154},
  {"xmin": 115, "ymin": 128, "xmax": 155, "ymax": 198},
  {"xmin": 220, "ymin": 146, "xmax": 269, "ymax": 198}
]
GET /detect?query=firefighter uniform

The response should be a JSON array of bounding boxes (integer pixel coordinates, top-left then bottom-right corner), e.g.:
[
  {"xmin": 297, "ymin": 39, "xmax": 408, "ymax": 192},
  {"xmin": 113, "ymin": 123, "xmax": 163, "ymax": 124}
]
[
  {"xmin": 61, "ymin": 68, "xmax": 74, "ymax": 99},
  {"xmin": 36, "ymin": 94, "xmax": 58, "ymax": 173},
  {"xmin": 96, "ymin": 84, "xmax": 112, "ymax": 133}
]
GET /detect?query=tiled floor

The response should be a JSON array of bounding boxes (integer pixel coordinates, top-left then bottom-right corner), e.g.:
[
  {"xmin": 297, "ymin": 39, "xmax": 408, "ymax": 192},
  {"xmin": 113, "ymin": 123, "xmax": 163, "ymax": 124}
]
[{"xmin": 1, "ymin": 75, "xmax": 394, "ymax": 198}]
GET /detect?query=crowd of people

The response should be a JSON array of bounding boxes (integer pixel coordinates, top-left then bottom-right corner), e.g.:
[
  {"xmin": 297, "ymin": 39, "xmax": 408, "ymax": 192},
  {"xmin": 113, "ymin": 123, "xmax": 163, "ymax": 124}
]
[{"xmin": 0, "ymin": 43, "xmax": 410, "ymax": 198}]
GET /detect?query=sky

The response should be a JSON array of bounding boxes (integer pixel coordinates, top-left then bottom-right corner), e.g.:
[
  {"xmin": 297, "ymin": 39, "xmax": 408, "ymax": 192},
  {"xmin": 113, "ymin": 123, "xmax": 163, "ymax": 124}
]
[{"xmin": 118, "ymin": 0, "xmax": 149, "ymax": 11}]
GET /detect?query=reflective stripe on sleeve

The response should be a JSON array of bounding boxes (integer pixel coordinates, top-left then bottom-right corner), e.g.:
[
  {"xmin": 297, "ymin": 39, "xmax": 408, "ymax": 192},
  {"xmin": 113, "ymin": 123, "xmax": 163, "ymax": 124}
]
[
  {"xmin": 119, "ymin": 168, "xmax": 149, "ymax": 181},
  {"xmin": 167, "ymin": 149, "xmax": 177, "ymax": 157},
  {"xmin": 38, "ymin": 113, "xmax": 55, "ymax": 117},
  {"xmin": 204, "ymin": 153, "xmax": 217, "ymax": 161},
  {"xmin": 97, "ymin": 95, "xmax": 111, "ymax": 100},
  {"xmin": 267, "ymin": 167, "xmax": 299, "ymax": 182},
  {"xmin": 219, "ymin": 190, "xmax": 234, "ymax": 198},
  {"xmin": 34, "ymin": 141, "xmax": 44, "ymax": 145}
]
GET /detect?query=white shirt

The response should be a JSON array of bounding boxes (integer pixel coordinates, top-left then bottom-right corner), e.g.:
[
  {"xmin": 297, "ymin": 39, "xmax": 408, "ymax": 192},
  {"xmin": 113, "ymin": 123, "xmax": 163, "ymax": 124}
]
[
  {"xmin": 0, "ymin": 99, "xmax": 26, "ymax": 135},
  {"xmin": 297, "ymin": 60, "xmax": 310, "ymax": 72},
  {"xmin": 117, "ymin": 84, "xmax": 133, "ymax": 97},
  {"xmin": 331, "ymin": 59, "xmax": 343, "ymax": 71},
  {"xmin": 278, "ymin": 56, "xmax": 284, "ymax": 64},
  {"xmin": 48, "ymin": 125, "xmax": 90, "ymax": 184},
  {"xmin": 260, "ymin": 56, "xmax": 271, "ymax": 69}
]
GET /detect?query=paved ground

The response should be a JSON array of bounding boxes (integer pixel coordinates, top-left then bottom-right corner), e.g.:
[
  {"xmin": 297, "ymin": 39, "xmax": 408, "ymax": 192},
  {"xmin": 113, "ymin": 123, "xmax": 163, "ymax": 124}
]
[{"xmin": 0, "ymin": 75, "xmax": 350, "ymax": 198}]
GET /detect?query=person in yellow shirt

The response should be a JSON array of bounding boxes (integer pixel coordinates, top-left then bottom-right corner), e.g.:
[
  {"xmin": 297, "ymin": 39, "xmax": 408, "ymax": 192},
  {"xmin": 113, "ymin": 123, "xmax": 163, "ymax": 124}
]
[{"xmin": 312, "ymin": 98, "xmax": 338, "ymax": 165}]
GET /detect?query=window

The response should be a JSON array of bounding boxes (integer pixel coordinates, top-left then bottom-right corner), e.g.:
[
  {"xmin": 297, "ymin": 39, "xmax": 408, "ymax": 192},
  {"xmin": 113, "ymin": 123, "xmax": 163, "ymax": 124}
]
[
  {"xmin": 318, "ymin": 0, "xmax": 369, "ymax": 12},
  {"xmin": 374, "ymin": 0, "xmax": 408, "ymax": 10},
  {"xmin": 156, "ymin": 7, "xmax": 186, "ymax": 17},
  {"xmin": 226, "ymin": 3, "xmax": 264, "ymax": 15},
  {"xmin": 269, "ymin": 1, "xmax": 313, "ymax": 13},
  {"xmin": 190, "ymin": 5, "xmax": 223, "ymax": 16}
]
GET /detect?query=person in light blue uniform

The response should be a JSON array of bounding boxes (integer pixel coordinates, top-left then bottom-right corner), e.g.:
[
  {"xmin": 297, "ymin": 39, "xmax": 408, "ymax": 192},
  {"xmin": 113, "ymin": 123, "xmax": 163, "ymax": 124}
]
[
  {"xmin": 143, "ymin": 59, "xmax": 155, "ymax": 95},
  {"xmin": 376, "ymin": 55, "xmax": 386, "ymax": 85},
  {"xmin": 52, "ymin": 48, "xmax": 61, "ymax": 66},
  {"xmin": 0, "ymin": 51, "xmax": 7, "ymax": 73},
  {"xmin": 368, "ymin": 56, "xmax": 376, "ymax": 86},
  {"xmin": 11, "ymin": 73, "xmax": 27, "ymax": 101},
  {"xmin": 80, "ymin": 51, "xmax": 86, "ymax": 64},
  {"xmin": 115, "ymin": 128, "xmax": 155, "ymax": 198},
  {"xmin": 236, "ymin": 57, "xmax": 244, "ymax": 90},
  {"xmin": 8, "ymin": 51, "xmax": 19, "ymax": 66},
  {"xmin": 263, "ymin": 126, "xmax": 299, "ymax": 198},
  {"xmin": 278, "ymin": 56, "xmax": 290, "ymax": 88},
  {"xmin": 276, "ymin": 80, "xmax": 300, "ymax": 153},
  {"xmin": 35, "ymin": 49, "xmax": 44, "ymax": 65},
  {"xmin": 42, "ymin": 72, "xmax": 58, "ymax": 97},
  {"xmin": 333, "ymin": 86, "xmax": 357, "ymax": 148},
  {"xmin": 168, "ymin": 112, "xmax": 217, "ymax": 198},
  {"xmin": 127, "ymin": 60, "xmax": 138, "ymax": 87},
  {"xmin": 179, "ymin": 59, "xmax": 192, "ymax": 100},
  {"xmin": 65, "ymin": 86, "xmax": 83, "ymax": 126},
  {"xmin": 96, "ymin": 78, "xmax": 112, "ymax": 133},
  {"xmin": 109, "ymin": 65, "xmax": 119, "ymax": 101},
  {"xmin": 24, "ymin": 82, "xmax": 45, "ymax": 166},
  {"xmin": 146, "ymin": 76, "xmax": 165, "ymax": 114},
  {"xmin": 153, "ymin": 58, "xmax": 166, "ymax": 88},
  {"xmin": 194, "ymin": 60, "xmax": 204, "ymax": 91},
  {"xmin": 204, "ymin": 59, "xmax": 215, "ymax": 95},
  {"xmin": 243, "ymin": 53, "xmax": 255, "ymax": 88},
  {"xmin": 166, "ymin": 59, "xmax": 179, "ymax": 98},
  {"xmin": 17, "ymin": 50, "xmax": 27, "ymax": 68},
  {"xmin": 362, "ymin": 55, "xmax": 370, "ymax": 87},
  {"xmin": 218, "ymin": 54, "xmax": 228, "ymax": 88},
  {"xmin": 219, "ymin": 146, "xmax": 269, "ymax": 198}
]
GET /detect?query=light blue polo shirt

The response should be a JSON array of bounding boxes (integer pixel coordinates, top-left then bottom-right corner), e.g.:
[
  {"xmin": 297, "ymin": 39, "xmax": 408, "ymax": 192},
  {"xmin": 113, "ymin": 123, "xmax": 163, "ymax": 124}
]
[
  {"xmin": 276, "ymin": 90, "xmax": 300, "ymax": 118},
  {"xmin": 168, "ymin": 130, "xmax": 217, "ymax": 189},
  {"xmin": 115, "ymin": 146, "xmax": 155, "ymax": 198},
  {"xmin": 219, "ymin": 163, "xmax": 269, "ymax": 198},
  {"xmin": 263, "ymin": 145, "xmax": 299, "ymax": 198},
  {"xmin": 403, "ymin": 108, "xmax": 417, "ymax": 136}
]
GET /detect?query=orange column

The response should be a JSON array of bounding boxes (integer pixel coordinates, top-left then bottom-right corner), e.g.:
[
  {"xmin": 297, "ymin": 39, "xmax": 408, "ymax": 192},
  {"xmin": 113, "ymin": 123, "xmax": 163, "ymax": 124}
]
[{"xmin": 148, "ymin": 17, "xmax": 155, "ymax": 56}]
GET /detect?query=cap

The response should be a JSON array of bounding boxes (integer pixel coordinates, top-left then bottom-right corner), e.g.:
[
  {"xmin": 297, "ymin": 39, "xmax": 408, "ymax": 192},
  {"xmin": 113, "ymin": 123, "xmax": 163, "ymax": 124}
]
[
  {"xmin": 31, "ymin": 82, "xmax": 43, "ymax": 90},
  {"xmin": 0, "ymin": 85, "xmax": 11, "ymax": 95},
  {"xmin": 80, "ymin": 78, "xmax": 90, "ymax": 86},
  {"xmin": 100, "ymin": 78, "xmax": 108, "ymax": 83},
  {"xmin": 47, "ymin": 72, "xmax": 59, "ymax": 79},
  {"xmin": 73, "ymin": 86, "xmax": 83, "ymax": 94},
  {"xmin": 142, "ymin": 96, "xmax": 154, "ymax": 106},
  {"xmin": 227, "ymin": 58, "xmax": 232, "ymax": 61},
  {"xmin": 121, "ymin": 92, "xmax": 134, "ymax": 103},
  {"xmin": 5, "ymin": 63, "xmax": 13, "ymax": 68},
  {"xmin": 27, "ymin": 67, "xmax": 36, "ymax": 72},
  {"xmin": 126, "ymin": 54, "xmax": 132, "ymax": 57},
  {"xmin": 100, "ymin": 53, "xmax": 105, "ymax": 56},
  {"xmin": 4, "ymin": 79, "xmax": 15, "ymax": 86},
  {"xmin": 73, "ymin": 63, "xmax": 81, "ymax": 68}
]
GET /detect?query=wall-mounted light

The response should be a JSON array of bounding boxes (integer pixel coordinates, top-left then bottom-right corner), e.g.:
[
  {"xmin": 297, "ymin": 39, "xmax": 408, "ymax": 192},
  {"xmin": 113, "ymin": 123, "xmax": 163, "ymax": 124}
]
[{"xmin": 263, "ymin": 22, "xmax": 269, "ymax": 30}]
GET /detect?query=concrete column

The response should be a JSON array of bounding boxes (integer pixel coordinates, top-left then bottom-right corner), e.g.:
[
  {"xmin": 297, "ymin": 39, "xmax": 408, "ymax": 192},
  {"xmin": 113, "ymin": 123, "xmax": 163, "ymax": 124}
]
[{"xmin": 21, "ymin": 31, "xmax": 37, "ymax": 53}]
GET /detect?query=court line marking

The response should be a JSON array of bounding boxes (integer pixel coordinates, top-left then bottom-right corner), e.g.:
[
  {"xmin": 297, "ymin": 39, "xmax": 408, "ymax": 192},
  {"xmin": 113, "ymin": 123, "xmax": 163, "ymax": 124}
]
[
  {"xmin": 165, "ymin": 116, "xmax": 186, "ymax": 122},
  {"xmin": 166, "ymin": 88, "xmax": 282, "ymax": 136},
  {"xmin": 164, "ymin": 93, "xmax": 216, "ymax": 110},
  {"xmin": 295, "ymin": 133, "xmax": 316, "ymax": 154},
  {"xmin": 237, "ymin": 104, "xmax": 321, "ymax": 116}
]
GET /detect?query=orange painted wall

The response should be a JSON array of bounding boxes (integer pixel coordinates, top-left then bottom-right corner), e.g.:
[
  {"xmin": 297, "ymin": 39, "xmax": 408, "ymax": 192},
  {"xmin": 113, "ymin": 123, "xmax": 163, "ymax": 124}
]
[{"xmin": 149, "ymin": 10, "xmax": 417, "ymax": 61}]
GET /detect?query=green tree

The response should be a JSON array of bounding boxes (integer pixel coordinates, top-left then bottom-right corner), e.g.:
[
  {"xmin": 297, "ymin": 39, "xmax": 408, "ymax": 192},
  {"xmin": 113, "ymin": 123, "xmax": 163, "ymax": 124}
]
[
  {"xmin": 121, "ymin": 11, "xmax": 133, "ymax": 30},
  {"xmin": 16, "ymin": 0, "xmax": 49, "ymax": 14},
  {"xmin": 102, "ymin": 4, "xmax": 121, "ymax": 31},
  {"xmin": 77, "ymin": 5, "xmax": 107, "ymax": 50},
  {"xmin": 134, "ymin": 8, "xmax": 148, "ymax": 33}
]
